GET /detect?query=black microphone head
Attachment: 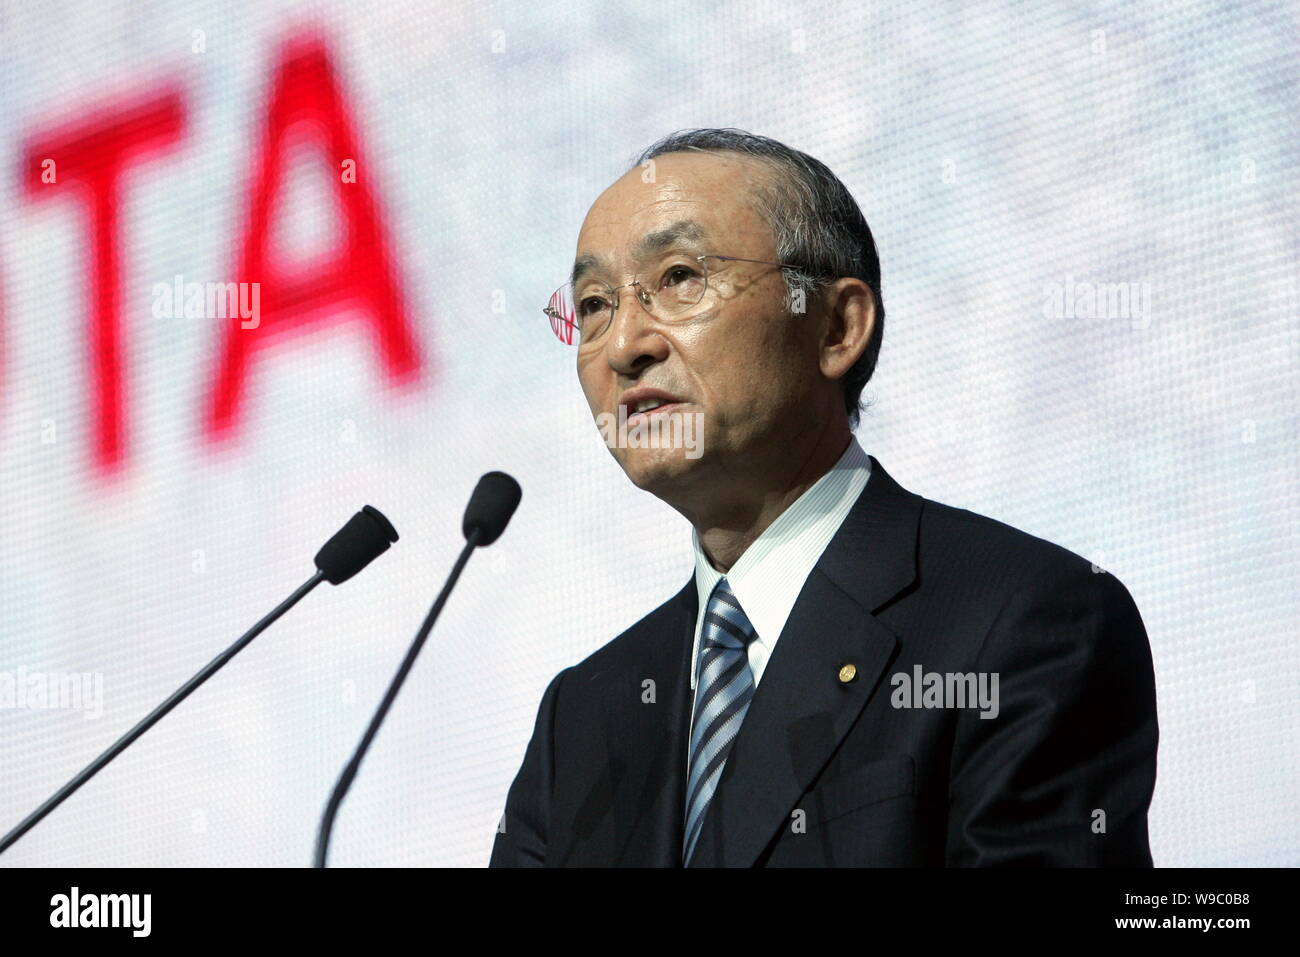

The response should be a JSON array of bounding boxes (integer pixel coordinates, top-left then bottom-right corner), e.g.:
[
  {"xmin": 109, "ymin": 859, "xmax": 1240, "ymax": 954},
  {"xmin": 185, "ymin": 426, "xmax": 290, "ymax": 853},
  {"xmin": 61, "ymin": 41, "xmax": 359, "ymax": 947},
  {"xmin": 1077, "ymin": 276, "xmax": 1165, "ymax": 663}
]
[
  {"xmin": 462, "ymin": 472, "xmax": 521, "ymax": 546},
  {"xmin": 314, "ymin": 505, "xmax": 399, "ymax": 585}
]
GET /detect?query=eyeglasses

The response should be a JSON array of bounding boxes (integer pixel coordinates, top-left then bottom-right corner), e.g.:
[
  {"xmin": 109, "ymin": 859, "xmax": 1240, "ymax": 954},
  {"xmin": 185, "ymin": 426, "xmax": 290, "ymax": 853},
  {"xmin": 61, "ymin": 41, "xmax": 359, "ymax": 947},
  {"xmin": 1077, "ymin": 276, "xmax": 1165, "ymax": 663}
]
[{"xmin": 544, "ymin": 254, "xmax": 803, "ymax": 346}]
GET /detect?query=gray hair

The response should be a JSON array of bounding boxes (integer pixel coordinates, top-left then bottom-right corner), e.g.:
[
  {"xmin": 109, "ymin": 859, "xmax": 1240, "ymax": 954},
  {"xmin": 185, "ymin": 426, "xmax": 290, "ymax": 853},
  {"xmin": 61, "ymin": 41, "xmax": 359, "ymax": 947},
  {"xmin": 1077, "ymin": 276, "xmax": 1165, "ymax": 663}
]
[{"xmin": 633, "ymin": 129, "xmax": 884, "ymax": 428}]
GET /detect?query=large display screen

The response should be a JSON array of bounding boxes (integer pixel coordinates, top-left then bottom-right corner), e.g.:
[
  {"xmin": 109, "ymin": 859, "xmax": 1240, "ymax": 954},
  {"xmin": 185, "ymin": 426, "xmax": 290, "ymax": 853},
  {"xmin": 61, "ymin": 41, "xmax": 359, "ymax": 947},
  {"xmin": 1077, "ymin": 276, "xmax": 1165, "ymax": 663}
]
[{"xmin": 1, "ymin": 0, "xmax": 1295, "ymax": 866}]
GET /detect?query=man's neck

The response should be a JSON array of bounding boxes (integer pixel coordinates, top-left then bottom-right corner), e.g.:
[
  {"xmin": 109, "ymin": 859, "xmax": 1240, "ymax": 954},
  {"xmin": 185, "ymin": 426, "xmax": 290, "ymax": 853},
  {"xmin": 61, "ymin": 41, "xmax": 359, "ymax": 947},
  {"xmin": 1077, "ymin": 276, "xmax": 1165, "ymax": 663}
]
[{"xmin": 691, "ymin": 428, "xmax": 853, "ymax": 573}]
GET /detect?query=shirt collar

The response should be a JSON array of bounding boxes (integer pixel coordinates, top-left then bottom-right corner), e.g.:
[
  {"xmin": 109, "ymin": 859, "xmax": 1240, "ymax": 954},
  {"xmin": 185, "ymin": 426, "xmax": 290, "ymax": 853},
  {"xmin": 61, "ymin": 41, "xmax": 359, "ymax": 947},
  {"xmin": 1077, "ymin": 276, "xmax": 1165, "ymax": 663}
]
[{"xmin": 689, "ymin": 436, "xmax": 872, "ymax": 688}]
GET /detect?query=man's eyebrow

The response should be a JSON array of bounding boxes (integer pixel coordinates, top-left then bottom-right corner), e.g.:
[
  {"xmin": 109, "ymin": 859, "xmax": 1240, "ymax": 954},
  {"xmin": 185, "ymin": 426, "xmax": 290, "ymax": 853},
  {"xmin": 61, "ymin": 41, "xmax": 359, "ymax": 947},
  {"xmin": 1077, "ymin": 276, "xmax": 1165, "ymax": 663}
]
[
  {"xmin": 635, "ymin": 220, "xmax": 707, "ymax": 256},
  {"xmin": 570, "ymin": 220, "xmax": 708, "ymax": 287},
  {"xmin": 570, "ymin": 254, "xmax": 602, "ymax": 287}
]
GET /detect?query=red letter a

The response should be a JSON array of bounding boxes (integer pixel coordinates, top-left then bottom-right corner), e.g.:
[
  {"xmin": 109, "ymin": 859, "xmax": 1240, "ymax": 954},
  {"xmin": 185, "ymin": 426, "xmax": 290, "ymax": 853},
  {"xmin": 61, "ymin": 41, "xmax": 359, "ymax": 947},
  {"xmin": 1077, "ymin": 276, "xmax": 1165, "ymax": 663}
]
[{"xmin": 208, "ymin": 35, "xmax": 422, "ymax": 439}]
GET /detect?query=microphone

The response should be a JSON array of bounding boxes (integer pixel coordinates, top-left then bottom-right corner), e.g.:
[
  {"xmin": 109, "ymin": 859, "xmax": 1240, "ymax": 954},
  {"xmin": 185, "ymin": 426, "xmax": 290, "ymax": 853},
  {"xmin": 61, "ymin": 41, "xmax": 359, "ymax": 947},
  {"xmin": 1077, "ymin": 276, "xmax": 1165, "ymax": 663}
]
[
  {"xmin": 0, "ymin": 505, "xmax": 399, "ymax": 857},
  {"xmin": 314, "ymin": 472, "xmax": 522, "ymax": 867},
  {"xmin": 315, "ymin": 505, "xmax": 399, "ymax": 584},
  {"xmin": 462, "ymin": 471, "xmax": 523, "ymax": 546}
]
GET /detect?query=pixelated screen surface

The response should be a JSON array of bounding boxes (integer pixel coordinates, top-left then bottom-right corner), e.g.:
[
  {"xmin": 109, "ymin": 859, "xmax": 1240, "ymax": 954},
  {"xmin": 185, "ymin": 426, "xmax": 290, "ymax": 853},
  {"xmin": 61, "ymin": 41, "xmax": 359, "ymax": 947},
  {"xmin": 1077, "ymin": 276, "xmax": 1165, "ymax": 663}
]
[{"xmin": 0, "ymin": 0, "xmax": 1295, "ymax": 866}]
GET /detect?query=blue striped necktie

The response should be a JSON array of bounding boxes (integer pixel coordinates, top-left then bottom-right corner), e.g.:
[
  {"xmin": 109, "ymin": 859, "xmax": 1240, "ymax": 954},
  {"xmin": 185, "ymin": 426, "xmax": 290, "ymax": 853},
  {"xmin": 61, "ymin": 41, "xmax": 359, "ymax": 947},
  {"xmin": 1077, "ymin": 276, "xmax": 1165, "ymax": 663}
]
[{"xmin": 683, "ymin": 577, "xmax": 757, "ymax": 864}]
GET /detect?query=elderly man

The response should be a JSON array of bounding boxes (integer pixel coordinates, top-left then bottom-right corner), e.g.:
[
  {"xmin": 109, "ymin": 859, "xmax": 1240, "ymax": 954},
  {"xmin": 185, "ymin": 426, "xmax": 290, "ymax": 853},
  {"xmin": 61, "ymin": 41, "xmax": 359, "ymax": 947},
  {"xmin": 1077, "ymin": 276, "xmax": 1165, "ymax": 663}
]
[{"xmin": 490, "ymin": 129, "xmax": 1158, "ymax": 867}]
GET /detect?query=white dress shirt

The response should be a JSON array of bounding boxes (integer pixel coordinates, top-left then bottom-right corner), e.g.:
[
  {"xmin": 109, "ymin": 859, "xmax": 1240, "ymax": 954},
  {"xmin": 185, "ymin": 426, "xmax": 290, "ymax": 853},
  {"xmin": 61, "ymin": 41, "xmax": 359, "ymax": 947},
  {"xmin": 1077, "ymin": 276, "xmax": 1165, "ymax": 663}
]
[{"xmin": 687, "ymin": 436, "xmax": 873, "ymax": 740}]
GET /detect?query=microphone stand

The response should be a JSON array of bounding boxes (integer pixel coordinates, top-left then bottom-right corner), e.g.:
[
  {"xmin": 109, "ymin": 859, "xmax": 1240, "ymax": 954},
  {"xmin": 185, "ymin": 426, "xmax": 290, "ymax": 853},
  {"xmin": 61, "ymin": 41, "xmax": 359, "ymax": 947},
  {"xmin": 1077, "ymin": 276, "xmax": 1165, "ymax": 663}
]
[
  {"xmin": 312, "ymin": 530, "xmax": 486, "ymax": 868},
  {"xmin": 314, "ymin": 530, "xmax": 482, "ymax": 867}
]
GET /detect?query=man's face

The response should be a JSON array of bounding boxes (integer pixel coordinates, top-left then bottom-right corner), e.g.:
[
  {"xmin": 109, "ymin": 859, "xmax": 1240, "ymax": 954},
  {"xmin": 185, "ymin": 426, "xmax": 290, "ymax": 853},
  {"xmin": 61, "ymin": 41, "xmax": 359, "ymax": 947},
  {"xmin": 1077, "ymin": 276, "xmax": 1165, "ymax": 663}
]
[{"xmin": 574, "ymin": 151, "xmax": 828, "ymax": 499}]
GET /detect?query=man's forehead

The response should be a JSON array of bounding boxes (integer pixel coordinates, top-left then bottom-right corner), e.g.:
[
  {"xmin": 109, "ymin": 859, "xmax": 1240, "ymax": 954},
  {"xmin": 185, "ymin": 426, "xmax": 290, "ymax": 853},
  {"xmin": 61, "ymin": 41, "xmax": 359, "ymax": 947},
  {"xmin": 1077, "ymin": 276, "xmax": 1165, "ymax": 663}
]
[
  {"xmin": 585, "ymin": 152, "xmax": 763, "ymax": 224},
  {"xmin": 571, "ymin": 152, "xmax": 773, "ymax": 282}
]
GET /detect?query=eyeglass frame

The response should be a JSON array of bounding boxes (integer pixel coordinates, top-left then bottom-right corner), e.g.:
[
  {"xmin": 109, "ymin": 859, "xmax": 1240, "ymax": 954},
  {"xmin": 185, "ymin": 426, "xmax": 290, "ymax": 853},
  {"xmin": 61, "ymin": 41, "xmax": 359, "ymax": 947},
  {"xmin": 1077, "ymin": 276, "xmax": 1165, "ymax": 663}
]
[{"xmin": 544, "ymin": 253, "xmax": 807, "ymax": 346}]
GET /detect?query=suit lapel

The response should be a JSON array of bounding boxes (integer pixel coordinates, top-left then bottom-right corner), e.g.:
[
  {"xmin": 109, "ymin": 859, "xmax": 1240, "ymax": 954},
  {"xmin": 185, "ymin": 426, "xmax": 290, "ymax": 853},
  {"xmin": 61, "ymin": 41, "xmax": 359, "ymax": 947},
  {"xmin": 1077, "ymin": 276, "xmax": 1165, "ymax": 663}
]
[
  {"xmin": 591, "ymin": 580, "xmax": 696, "ymax": 866},
  {"xmin": 687, "ymin": 457, "xmax": 923, "ymax": 867}
]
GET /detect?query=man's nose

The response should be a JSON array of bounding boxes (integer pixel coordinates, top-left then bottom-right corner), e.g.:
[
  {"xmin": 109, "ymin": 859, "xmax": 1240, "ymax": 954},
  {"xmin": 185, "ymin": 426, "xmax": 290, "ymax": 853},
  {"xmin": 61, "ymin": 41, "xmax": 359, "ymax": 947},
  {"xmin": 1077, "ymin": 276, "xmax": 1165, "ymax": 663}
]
[{"xmin": 604, "ymin": 286, "xmax": 668, "ymax": 374}]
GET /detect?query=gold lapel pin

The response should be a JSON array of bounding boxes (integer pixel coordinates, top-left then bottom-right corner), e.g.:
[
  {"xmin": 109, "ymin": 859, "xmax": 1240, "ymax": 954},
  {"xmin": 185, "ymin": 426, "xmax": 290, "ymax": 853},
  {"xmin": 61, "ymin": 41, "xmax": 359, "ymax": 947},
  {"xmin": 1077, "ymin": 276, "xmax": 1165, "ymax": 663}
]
[{"xmin": 838, "ymin": 663, "xmax": 858, "ymax": 684}]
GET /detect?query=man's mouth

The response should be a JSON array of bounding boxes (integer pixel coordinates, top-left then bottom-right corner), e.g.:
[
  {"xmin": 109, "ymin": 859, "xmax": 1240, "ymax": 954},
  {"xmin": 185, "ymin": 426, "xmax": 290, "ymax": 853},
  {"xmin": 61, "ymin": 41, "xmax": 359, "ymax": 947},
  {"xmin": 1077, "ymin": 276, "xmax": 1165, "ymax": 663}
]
[{"xmin": 618, "ymin": 388, "xmax": 687, "ymax": 425}]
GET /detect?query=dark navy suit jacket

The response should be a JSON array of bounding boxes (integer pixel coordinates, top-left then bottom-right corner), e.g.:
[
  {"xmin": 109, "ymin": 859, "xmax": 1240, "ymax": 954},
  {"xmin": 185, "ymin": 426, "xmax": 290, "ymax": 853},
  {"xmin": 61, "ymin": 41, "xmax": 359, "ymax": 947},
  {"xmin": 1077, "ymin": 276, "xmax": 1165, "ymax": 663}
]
[{"xmin": 490, "ymin": 457, "xmax": 1158, "ymax": 866}]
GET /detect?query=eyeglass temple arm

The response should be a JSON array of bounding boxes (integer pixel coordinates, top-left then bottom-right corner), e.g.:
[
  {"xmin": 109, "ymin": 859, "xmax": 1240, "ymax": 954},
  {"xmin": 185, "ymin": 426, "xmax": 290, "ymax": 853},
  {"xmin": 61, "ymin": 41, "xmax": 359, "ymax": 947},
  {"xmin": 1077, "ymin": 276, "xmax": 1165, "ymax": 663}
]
[{"xmin": 705, "ymin": 254, "xmax": 804, "ymax": 270}]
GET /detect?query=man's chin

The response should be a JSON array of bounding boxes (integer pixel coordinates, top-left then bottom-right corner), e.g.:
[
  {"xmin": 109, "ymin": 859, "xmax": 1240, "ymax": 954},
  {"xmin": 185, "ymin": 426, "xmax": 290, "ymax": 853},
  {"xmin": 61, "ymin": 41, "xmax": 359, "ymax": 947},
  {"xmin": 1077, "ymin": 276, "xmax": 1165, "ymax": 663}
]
[{"xmin": 616, "ymin": 446, "xmax": 703, "ymax": 494}]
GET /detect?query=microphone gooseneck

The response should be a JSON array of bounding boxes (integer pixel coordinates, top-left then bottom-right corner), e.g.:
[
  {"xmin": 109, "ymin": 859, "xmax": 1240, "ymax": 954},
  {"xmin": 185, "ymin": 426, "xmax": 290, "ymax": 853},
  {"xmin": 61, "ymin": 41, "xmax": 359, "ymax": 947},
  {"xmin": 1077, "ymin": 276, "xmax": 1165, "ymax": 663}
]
[
  {"xmin": 0, "ymin": 505, "xmax": 399, "ymax": 857},
  {"xmin": 314, "ymin": 473, "xmax": 521, "ymax": 867}
]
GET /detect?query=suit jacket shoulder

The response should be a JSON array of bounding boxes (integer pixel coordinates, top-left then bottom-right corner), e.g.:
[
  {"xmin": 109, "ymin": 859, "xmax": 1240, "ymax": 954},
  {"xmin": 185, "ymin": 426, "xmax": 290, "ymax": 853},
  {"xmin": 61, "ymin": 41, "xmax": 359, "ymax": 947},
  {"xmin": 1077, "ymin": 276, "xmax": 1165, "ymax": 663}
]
[
  {"xmin": 882, "ymin": 480, "xmax": 1146, "ymax": 656},
  {"xmin": 562, "ymin": 581, "xmax": 697, "ymax": 684}
]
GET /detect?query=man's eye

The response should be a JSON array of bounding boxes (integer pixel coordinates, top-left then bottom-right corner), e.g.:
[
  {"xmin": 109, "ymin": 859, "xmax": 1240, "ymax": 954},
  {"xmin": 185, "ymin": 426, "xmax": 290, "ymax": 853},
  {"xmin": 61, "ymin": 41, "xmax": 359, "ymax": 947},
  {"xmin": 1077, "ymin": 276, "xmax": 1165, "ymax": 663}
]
[
  {"xmin": 662, "ymin": 265, "xmax": 700, "ymax": 287},
  {"xmin": 578, "ymin": 296, "xmax": 609, "ymax": 317}
]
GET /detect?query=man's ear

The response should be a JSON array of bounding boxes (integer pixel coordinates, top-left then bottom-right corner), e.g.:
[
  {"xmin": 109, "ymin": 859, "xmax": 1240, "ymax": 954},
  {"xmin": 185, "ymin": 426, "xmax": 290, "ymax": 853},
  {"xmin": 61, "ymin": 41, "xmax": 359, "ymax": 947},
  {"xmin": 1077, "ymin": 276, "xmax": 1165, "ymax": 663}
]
[{"xmin": 818, "ymin": 278, "xmax": 876, "ymax": 381}]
